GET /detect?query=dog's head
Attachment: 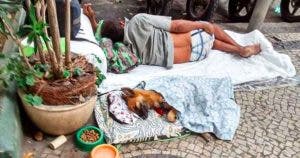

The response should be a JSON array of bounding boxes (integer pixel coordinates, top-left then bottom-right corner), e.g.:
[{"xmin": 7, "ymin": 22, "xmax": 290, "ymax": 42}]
[
  {"xmin": 121, "ymin": 87, "xmax": 149, "ymax": 119},
  {"xmin": 148, "ymin": 90, "xmax": 172, "ymax": 110},
  {"xmin": 121, "ymin": 88, "xmax": 173, "ymax": 119}
]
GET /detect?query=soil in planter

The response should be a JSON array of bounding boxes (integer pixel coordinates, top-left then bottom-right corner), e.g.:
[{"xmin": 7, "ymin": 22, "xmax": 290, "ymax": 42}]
[
  {"xmin": 81, "ymin": 129, "xmax": 100, "ymax": 143},
  {"xmin": 29, "ymin": 54, "xmax": 97, "ymax": 105}
]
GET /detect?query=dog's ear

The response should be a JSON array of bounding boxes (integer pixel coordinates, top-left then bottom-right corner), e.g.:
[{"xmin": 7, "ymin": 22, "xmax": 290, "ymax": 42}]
[
  {"xmin": 134, "ymin": 102, "xmax": 149, "ymax": 120},
  {"xmin": 121, "ymin": 87, "xmax": 135, "ymax": 97},
  {"xmin": 161, "ymin": 101, "xmax": 173, "ymax": 111}
]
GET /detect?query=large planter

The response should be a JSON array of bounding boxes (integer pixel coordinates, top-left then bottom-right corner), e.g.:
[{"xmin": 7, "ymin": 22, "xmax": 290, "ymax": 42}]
[{"xmin": 18, "ymin": 90, "xmax": 97, "ymax": 135}]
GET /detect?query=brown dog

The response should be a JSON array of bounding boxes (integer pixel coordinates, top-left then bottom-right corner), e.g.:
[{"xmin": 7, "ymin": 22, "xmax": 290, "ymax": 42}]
[{"xmin": 121, "ymin": 87, "xmax": 177, "ymax": 122}]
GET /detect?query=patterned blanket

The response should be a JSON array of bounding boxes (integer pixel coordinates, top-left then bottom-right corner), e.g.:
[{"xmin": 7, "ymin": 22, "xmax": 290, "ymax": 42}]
[{"xmin": 95, "ymin": 76, "xmax": 240, "ymax": 143}]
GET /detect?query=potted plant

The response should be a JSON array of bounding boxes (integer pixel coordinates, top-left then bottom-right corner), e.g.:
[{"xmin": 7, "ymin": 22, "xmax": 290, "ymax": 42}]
[{"xmin": 0, "ymin": 0, "xmax": 105, "ymax": 135}]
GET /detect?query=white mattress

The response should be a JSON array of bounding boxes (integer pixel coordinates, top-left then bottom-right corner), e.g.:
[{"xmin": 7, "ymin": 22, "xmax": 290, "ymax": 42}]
[{"xmin": 100, "ymin": 30, "xmax": 296, "ymax": 92}]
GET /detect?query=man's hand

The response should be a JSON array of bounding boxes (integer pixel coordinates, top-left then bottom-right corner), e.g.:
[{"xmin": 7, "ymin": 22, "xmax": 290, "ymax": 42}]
[{"xmin": 202, "ymin": 23, "xmax": 214, "ymax": 35}]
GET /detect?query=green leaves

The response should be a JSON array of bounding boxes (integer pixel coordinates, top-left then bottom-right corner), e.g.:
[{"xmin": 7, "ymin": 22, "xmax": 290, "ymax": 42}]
[
  {"xmin": 91, "ymin": 55, "xmax": 105, "ymax": 87},
  {"xmin": 92, "ymin": 54, "xmax": 102, "ymax": 64},
  {"xmin": 63, "ymin": 70, "xmax": 71, "ymax": 79},
  {"xmin": 17, "ymin": 3, "xmax": 49, "ymax": 49},
  {"xmin": 33, "ymin": 63, "xmax": 49, "ymax": 78},
  {"xmin": 0, "ymin": 20, "xmax": 5, "ymax": 33},
  {"xmin": 95, "ymin": 68, "xmax": 105, "ymax": 87},
  {"xmin": 0, "ymin": 53, "xmax": 5, "ymax": 58},
  {"xmin": 25, "ymin": 75, "xmax": 35, "ymax": 86},
  {"xmin": 23, "ymin": 94, "xmax": 43, "ymax": 106},
  {"xmin": 73, "ymin": 67, "xmax": 83, "ymax": 77},
  {"xmin": 0, "ymin": 66, "xmax": 8, "ymax": 88},
  {"xmin": 28, "ymin": 4, "xmax": 37, "ymax": 25},
  {"xmin": 3, "ymin": 56, "xmax": 45, "ymax": 88}
]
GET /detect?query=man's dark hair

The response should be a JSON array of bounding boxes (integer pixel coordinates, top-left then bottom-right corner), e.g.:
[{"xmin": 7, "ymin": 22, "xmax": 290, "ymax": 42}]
[{"xmin": 101, "ymin": 20, "xmax": 124, "ymax": 43}]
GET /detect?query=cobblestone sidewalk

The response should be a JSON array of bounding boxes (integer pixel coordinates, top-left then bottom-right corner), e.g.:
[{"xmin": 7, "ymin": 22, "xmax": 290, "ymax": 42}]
[
  {"xmin": 22, "ymin": 0, "xmax": 300, "ymax": 157},
  {"xmin": 22, "ymin": 34, "xmax": 300, "ymax": 158}
]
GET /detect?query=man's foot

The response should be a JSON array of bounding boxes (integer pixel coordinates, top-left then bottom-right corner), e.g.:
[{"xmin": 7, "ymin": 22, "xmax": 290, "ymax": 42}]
[
  {"xmin": 240, "ymin": 44, "xmax": 261, "ymax": 57},
  {"xmin": 83, "ymin": 3, "xmax": 95, "ymax": 19},
  {"xmin": 83, "ymin": 3, "xmax": 89, "ymax": 16},
  {"xmin": 82, "ymin": 3, "xmax": 98, "ymax": 31},
  {"xmin": 86, "ymin": 4, "xmax": 96, "ymax": 18}
]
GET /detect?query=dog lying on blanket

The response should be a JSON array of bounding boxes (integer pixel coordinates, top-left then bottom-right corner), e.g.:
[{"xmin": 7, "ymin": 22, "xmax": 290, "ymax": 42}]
[{"xmin": 121, "ymin": 88, "xmax": 177, "ymax": 122}]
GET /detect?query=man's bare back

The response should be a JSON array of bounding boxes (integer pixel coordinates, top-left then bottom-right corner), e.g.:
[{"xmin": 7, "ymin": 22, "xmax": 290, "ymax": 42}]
[{"xmin": 171, "ymin": 32, "xmax": 191, "ymax": 64}]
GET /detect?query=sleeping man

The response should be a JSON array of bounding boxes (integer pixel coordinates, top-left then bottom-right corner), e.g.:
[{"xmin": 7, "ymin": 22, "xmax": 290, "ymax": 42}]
[{"xmin": 83, "ymin": 4, "xmax": 261, "ymax": 69}]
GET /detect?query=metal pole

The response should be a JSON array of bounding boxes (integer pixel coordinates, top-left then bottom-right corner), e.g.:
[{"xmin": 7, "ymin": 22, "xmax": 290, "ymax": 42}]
[{"xmin": 247, "ymin": 0, "xmax": 273, "ymax": 32}]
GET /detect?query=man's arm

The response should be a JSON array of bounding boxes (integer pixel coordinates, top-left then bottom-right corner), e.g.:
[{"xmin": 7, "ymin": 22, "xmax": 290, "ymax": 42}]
[{"xmin": 170, "ymin": 20, "xmax": 214, "ymax": 34}]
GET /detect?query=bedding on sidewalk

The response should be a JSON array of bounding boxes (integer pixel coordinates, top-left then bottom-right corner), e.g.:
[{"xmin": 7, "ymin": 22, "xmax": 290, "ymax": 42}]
[
  {"xmin": 99, "ymin": 30, "xmax": 296, "ymax": 93},
  {"xmin": 71, "ymin": 12, "xmax": 296, "ymax": 144},
  {"xmin": 95, "ymin": 76, "xmax": 239, "ymax": 143}
]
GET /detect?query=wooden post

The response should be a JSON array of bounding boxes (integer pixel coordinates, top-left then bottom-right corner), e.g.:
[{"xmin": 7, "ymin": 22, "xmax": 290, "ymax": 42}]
[
  {"xmin": 46, "ymin": 0, "xmax": 62, "ymax": 69},
  {"xmin": 247, "ymin": 0, "xmax": 273, "ymax": 32},
  {"xmin": 65, "ymin": 0, "xmax": 71, "ymax": 69}
]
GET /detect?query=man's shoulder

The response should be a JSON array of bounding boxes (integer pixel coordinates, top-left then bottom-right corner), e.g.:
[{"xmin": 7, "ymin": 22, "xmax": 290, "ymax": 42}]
[{"xmin": 132, "ymin": 13, "xmax": 171, "ymax": 21}]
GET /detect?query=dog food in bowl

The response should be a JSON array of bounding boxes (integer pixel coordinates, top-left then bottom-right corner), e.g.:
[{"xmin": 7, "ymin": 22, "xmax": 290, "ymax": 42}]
[
  {"xmin": 81, "ymin": 129, "xmax": 100, "ymax": 143},
  {"xmin": 75, "ymin": 126, "xmax": 105, "ymax": 151}
]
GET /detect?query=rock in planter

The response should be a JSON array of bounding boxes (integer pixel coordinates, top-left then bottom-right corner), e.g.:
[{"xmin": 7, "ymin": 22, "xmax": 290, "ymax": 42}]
[{"xmin": 18, "ymin": 90, "xmax": 97, "ymax": 135}]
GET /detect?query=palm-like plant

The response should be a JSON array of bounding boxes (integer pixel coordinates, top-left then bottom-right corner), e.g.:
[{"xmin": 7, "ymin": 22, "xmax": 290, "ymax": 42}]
[
  {"xmin": 0, "ymin": 0, "xmax": 104, "ymax": 105},
  {"xmin": 0, "ymin": 0, "xmax": 72, "ymax": 78}
]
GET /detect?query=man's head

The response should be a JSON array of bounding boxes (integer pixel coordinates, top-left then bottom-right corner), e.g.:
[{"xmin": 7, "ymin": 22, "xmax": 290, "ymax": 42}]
[{"xmin": 101, "ymin": 20, "xmax": 124, "ymax": 43}]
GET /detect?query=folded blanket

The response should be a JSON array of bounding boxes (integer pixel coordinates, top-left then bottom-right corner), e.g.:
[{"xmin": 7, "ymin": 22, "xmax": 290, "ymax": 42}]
[
  {"xmin": 145, "ymin": 76, "xmax": 240, "ymax": 140},
  {"xmin": 99, "ymin": 30, "xmax": 296, "ymax": 93}
]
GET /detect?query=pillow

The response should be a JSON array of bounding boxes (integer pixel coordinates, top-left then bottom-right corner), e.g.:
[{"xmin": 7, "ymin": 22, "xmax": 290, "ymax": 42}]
[
  {"xmin": 107, "ymin": 91, "xmax": 139, "ymax": 124},
  {"xmin": 99, "ymin": 38, "xmax": 140, "ymax": 74}
]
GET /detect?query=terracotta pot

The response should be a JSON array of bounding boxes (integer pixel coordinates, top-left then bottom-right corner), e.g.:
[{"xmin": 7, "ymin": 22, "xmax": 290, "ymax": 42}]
[{"xmin": 18, "ymin": 90, "xmax": 97, "ymax": 135}]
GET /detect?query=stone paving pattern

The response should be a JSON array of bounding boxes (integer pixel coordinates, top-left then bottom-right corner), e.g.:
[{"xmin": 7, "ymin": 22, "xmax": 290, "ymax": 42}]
[
  {"xmin": 22, "ymin": 0, "xmax": 300, "ymax": 157},
  {"xmin": 22, "ymin": 35, "xmax": 300, "ymax": 158}
]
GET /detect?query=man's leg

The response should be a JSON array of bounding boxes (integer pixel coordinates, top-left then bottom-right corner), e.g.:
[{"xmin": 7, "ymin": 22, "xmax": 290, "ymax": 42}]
[
  {"xmin": 209, "ymin": 23, "xmax": 261, "ymax": 57},
  {"xmin": 213, "ymin": 39, "xmax": 261, "ymax": 57},
  {"xmin": 212, "ymin": 24, "xmax": 241, "ymax": 47}
]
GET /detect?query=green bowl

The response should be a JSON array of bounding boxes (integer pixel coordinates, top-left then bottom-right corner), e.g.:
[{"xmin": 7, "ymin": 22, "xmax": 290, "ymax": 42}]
[{"xmin": 75, "ymin": 125, "xmax": 105, "ymax": 152}]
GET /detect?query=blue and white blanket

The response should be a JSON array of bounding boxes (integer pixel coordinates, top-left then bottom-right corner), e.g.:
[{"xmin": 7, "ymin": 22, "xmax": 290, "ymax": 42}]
[
  {"xmin": 95, "ymin": 76, "xmax": 240, "ymax": 143},
  {"xmin": 145, "ymin": 76, "xmax": 240, "ymax": 140}
]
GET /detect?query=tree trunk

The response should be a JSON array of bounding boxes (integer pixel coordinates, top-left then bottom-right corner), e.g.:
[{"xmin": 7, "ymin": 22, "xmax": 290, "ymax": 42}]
[
  {"xmin": 46, "ymin": 0, "xmax": 63, "ymax": 77},
  {"xmin": 25, "ymin": 0, "xmax": 31, "ymax": 11},
  {"xmin": 35, "ymin": 37, "xmax": 46, "ymax": 64},
  {"xmin": 45, "ymin": 41, "xmax": 59, "ymax": 75},
  {"xmin": 39, "ymin": 0, "xmax": 60, "ymax": 76},
  {"xmin": 65, "ymin": 0, "xmax": 71, "ymax": 69},
  {"xmin": 35, "ymin": 3, "xmax": 46, "ymax": 64},
  {"xmin": 1, "ymin": 19, "xmax": 31, "ymax": 69}
]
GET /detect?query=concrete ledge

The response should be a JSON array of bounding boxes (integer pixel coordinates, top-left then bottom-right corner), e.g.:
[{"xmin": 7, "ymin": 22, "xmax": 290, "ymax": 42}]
[
  {"xmin": 0, "ymin": 86, "xmax": 22, "ymax": 158},
  {"xmin": 0, "ymin": 9, "xmax": 26, "ymax": 158}
]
